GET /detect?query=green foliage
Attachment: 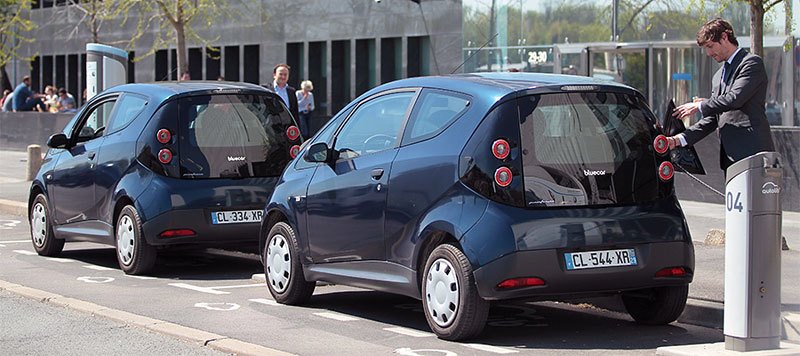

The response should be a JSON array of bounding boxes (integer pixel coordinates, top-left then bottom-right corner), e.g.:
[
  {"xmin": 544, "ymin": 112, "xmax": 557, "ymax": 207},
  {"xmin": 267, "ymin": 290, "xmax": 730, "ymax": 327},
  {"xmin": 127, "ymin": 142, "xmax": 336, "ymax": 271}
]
[{"xmin": 0, "ymin": 0, "xmax": 36, "ymax": 67}]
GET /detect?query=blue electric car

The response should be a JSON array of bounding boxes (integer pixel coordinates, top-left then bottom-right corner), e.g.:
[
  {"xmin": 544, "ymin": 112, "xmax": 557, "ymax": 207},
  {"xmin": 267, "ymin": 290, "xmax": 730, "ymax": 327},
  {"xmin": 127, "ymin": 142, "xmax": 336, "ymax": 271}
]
[
  {"xmin": 29, "ymin": 82, "xmax": 302, "ymax": 274},
  {"xmin": 260, "ymin": 73, "xmax": 696, "ymax": 340}
]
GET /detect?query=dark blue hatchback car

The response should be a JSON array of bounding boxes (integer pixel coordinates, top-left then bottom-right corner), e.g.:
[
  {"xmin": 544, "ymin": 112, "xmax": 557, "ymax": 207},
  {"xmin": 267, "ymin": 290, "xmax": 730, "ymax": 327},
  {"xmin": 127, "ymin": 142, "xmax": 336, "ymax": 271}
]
[
  {"xmin": 29, "ymin": 82, "xmax": 301, "ymax": 274},
  {"xmin": 260, "ymin": 73, "xmax": 695, "ymax": 340}
]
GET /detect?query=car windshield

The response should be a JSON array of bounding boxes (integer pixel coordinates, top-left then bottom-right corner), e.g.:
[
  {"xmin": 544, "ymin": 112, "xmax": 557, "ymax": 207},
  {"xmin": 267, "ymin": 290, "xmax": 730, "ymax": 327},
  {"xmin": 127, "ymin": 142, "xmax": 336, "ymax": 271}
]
[{"xmin": 178, "ymin": 93, "xmax": 295, "ymax": 179}]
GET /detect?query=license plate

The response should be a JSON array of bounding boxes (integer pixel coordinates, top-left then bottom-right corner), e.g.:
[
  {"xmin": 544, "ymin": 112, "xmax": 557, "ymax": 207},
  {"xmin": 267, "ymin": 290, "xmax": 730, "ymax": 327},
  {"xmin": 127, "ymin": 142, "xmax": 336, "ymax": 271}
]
[
  {"xmin": 564, "ymin": 248, "xmax": 637, "ymax": 270},
  {"xmin": 211, "ymin": 210, "xmax": 263, "ymax": 224}
]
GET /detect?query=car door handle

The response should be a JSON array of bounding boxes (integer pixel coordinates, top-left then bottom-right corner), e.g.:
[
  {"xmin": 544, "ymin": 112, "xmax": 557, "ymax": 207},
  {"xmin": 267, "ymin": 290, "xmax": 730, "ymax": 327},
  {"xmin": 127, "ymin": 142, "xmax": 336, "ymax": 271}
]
[
  {"xmin": 87, "ymin": 152, "xmax": 96, "ymax": 160},
  {"xmin": 370, "ymin": 168, "xmax": 384, "ymax": 180}
]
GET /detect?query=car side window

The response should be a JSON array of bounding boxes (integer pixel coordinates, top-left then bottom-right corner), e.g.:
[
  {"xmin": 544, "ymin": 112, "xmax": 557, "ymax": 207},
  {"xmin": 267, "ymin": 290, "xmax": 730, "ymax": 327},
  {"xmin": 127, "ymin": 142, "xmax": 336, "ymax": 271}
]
[
  {"xmin": 333, "ymin": 91, "xmax": 415, "ymax": 159},
  {"xmin": 106, "ymin": 93, "xmax": 148, "ymax": 134},
  {"xmin": 75, "ymin": 99, "xmax": 118, "ymax": 143},
  {"xmin": 403, "ymin": 90, "xmax": 470, "ymax": 145}
]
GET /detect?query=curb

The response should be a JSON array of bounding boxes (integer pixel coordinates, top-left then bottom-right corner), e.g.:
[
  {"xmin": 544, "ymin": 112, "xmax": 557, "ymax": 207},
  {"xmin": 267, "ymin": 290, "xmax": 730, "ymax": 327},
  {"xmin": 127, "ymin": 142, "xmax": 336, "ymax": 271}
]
[
  {"xmin": 0, "ymin": 198, "xmax": 27, "ymax": 216},
  {"xmin": 0, "ymin": 279, "xmax": 295, "ymax": 356}
]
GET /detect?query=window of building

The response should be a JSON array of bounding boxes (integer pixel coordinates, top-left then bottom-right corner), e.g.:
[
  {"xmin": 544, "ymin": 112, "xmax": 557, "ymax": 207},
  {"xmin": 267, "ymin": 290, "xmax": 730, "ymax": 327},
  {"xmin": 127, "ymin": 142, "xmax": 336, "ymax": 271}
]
[
  {"xmin": 205, "ymin": 47, "xmax": 220, "ymax": 80},
  {"xmin": 224, "ymin": 46, "xmax": 240, "ymax": 81},
  {"xmin": 155, "ymin": 50, "xmax": 168, "ymax": 81},
  {"xmin": 355, "ymin": 39, "xmax": 375, "ymax": 96},
  {"xmin": 407, "ymin": 36, "xmax": 431, "ymax": 77},
  {"xmin": 55, "ymin": 55, "xmax": 66, "ymax": 89},
  {"xmin": 381, "ymin": 37, "xmax": 401, "ymax": 84},
  {"xmin": 42, "ymin": 55, "xmax": 53, "ymax": 91},
  {"xmin": 170, "ymin": 49, "xmax": 178, "ymax": 80},
  {"xmin": 332, "ymin": 40, "xmax": 351, "ymax": 113},
  {"xmin": 68, "ymin": 54, "xmax": 79, "ymax": 100},
  {"xmin": 243, "ymin": 45, "xmax": 260, "ymax": 84},
  {"xmin": 189, "ymin": 47, "xmax": 203, "ymax": 80},
  {"xmin": 286, "ymin": 42, "xmax": 304, "ymax": 89},
  {"xmin": 31, "ymin": 56, "xmax": 41, "ymax": 93},
  {"xmin": 126, "ymin": 52, "xmax": 135, "ymax": 84},
  {"xmin": 309, "ymin": 41, "xmax": 327, "ymax": 113}
]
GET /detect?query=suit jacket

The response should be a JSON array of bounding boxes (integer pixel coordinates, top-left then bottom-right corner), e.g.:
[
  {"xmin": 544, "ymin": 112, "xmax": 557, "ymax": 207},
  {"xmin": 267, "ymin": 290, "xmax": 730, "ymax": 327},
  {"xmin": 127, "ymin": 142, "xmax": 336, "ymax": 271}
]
[
  {"xmin": 683, "ymin": 49, "xmax": 774, "ymax": 170},
  {"xmin": 262, "ymin": 82, "xmax": 299, "ymax": 121}
]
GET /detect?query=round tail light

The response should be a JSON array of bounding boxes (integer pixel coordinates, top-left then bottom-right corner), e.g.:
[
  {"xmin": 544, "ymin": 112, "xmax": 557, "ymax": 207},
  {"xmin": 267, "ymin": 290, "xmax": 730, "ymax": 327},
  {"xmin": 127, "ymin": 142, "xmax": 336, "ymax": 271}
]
[
  {"xmin": 658, "ymin": 161, "xmax": 674, "ymax": 181},
  {"xmin": 158, "ymin": 148, "xmax": 173, "ymax": 164},
  {"xmin": 156, "ymin": 128, "xmax": 172, "ymax": 144},
  {"xmin": 289, "ymin": 145, "xmax": 300, "ymax": 158},
  {"xmin": 286, "ymin": 126, "xmax": 300, "ymax": 141},
  {"xmin": 653, "ymin": 135, "xmax": 668, "ymax": 155},
  {"xmin": 492, "ymin": 139, "xmax": 510, "ymax": 160},
  {"xmin": 494, "ymin": 166, "xmax": 513, "ymax": 187}
]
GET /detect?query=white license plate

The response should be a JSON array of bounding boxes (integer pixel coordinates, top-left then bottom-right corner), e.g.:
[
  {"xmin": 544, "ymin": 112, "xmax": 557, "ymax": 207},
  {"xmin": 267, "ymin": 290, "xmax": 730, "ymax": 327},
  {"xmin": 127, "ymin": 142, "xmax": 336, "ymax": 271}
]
[
  {"xmin": 564, "ymin": 248, "xmax": 637, "ymax": 270},
  {"xmin": 211, "ymin": 210, "xmax": 263, "ymax": 225}
]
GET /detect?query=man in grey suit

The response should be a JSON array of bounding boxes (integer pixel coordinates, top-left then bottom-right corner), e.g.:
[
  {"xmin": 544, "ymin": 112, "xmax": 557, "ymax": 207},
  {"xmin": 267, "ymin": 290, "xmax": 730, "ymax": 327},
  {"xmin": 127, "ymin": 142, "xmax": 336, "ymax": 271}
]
[
  {"xmin": 668, "ymin": 18, "xmax": 774, "ymax": 171},
  {"xmin": 263, "ymin": 63, "xmax": 300, "ymax": 121}
]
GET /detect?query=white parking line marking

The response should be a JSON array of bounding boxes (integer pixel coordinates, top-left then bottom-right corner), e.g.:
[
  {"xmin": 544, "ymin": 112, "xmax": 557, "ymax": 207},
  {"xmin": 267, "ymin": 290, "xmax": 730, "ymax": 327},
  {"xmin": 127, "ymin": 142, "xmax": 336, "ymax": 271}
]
[
  {"xmin": 194, "ymin": 302, "xmax": 240, "ymax": 311},
  {"xmin": 395, "ymin": 348, "xmax": 457, "ymax": 356},
  {"xmin": 45, "ymin": 257, "xmax": 75, "ymax": 263},
  {"xmin": 13, "ymin": 250, "xmax": 37, "ymax": 255},
  {"xmin": 249, "ymin": 298, "xmax": 279, "ymax": 306},
  {"xmin": 0, "ymin": 244, "xmax": 5, "ymax": 247},
  {"xmin": 313, "ymin": 312, "xmax": 360, "ymax": 321},
  {"xmin": 2, "ymin": 240, "xmax": 31, "ymax": 244},
  {"xmin": 212, "ymin": 284, "xmax": 263, "ymax": 290},
  {"xmin": 83, "ymin": 265, "xmax": 115, "ymax": 271},
  {"xmin": 126, "ymin": 275, "xmax": 157, "ymax": 280},
  {"xmin": 463, "ymin": 344, "xmax": 518, "ymax": 354},
  {"xmin": 383, "ymin": 327, "xmax": 435, "ymax": 338},
  {"xmin": 77, "ymin": 276, "xmax": 115, "ymax": 284},
  {"xmin": 169, "ymin": 283, "xmax": 229, "ymax": 295}
]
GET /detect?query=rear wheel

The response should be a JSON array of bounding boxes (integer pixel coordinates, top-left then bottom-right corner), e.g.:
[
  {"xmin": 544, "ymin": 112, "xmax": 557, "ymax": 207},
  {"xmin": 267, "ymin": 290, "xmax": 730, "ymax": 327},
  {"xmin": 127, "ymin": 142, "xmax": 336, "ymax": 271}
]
[
  {"xmin": 622, "ymin": 285, "xmax": 688, "ymax": 325},
  {"xmin": 264, "ymin": 222, "xmax": 315, "ymax": 305},
  {"xmin": 115, "ymin": 205, "xmax": 157, "ymax": 275},
  {"xmin": 421, "ymin": 244, "xmax": 489, "ymax": 341},
  {"xmin": 30, "ymin": 194, "xmax": 64, "ymax": 256}
]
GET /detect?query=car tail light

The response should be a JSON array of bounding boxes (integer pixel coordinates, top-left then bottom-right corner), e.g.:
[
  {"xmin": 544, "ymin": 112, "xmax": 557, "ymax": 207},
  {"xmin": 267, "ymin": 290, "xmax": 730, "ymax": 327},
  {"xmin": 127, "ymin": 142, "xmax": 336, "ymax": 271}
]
[
  {"xmin": 655, "ymin": 267, "xmax": 687, "ymax": 278},
  {"xmin": 156, "ymin": 128, "xmax": 171, "ymax": 144},
  {"xmin": 159, "ymin": 229, "xmax": 196, "ymax": 238},
  {"xmin": 497, "ymin": 277, "xmax": 545, "ymax": 290},
  {"xmin": 494, "ymin": 167, "xmax": 512, "ymax": 187},
  {"xmin": 492, "ymin": 139, "xmax": 510, "ymax": 160},
  {"xmin": 289, "ymin": 145, "xmax": 300, "ymax": 158},
  {"xmin": 158, "ymin": 148, "xmax": 173, "ymax": 164},
  {"xmin": 653, "ymin": 135, "xmax": 668, "ymax": 155},
  {"xmin": 658, "ymin": 161, "xmax": 674, "ymax": 181},
  {"xmin": 286, "ymin": 126, "xmax": 300, "ymax": 141}
]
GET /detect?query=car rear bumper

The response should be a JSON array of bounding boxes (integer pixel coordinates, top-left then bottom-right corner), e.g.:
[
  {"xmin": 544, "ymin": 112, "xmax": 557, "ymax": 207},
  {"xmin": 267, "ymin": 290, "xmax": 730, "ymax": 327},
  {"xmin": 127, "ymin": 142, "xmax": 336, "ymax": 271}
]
[
  {"xmin": 141, "ymin": 208, "xmax": 261, "ymax": 246},
  {"xmin": 472, "ymin": 240, "xmax": 694, "ymax": 300}
]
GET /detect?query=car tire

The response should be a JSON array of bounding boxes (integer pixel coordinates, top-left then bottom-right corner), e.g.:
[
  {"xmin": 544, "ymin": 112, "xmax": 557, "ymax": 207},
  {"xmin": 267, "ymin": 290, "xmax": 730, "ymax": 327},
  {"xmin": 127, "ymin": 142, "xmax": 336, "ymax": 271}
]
[
  {"xmin": 263, "ymin": 222, "xmax": 315, "ymax": 305},
  {"xmin": 422, "ymin": 244, "xmax": 489, "ymax": 341},
  {"xmin": 115, "ymin": 205, "xmax": 157, "ymax": 275},
  {"xmin": 29, "ymin": 194, "xmax": 65, "ymax": 257},
  {"xmin": 622, "ymin": 284, "xmax": 688, "ymax": 325}
]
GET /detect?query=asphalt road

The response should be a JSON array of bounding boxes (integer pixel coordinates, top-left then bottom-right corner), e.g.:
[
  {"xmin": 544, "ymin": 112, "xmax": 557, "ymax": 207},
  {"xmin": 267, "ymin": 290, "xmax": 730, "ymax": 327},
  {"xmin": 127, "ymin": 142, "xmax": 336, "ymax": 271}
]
[{"xmin": 0, "ymin": 212, "xmax": 728, "ymax": 356}]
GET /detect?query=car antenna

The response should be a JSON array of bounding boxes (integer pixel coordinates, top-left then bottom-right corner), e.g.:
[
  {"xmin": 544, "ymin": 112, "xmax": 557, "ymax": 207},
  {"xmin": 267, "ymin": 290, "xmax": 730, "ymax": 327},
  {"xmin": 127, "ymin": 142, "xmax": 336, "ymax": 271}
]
[{"xmin": 450, "ymin": 33, "xmax": 498, "ymax": 74}]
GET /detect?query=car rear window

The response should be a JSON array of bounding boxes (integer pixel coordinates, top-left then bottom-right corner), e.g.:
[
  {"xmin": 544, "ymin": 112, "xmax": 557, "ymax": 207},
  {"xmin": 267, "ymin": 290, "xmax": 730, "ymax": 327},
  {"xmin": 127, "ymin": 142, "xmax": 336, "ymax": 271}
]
[{"xmin": 178, "ymin": 93, "xmax": 296, "ymax": 179}]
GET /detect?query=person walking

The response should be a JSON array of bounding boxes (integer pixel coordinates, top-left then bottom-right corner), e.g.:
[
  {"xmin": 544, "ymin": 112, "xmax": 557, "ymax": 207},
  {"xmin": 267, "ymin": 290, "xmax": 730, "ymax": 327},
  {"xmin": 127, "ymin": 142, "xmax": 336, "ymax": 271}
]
[
  {"xmin": 11, "ymin": 76, "xmax": 46, "ymax": 112},
  {"xmin": 668, "ymin": 18, "xmax": 774, "ymax": 171},
  {"xmin": 262, "ymin": 64, "xmax": 299, "ymax": 121},
  {"xmin": 295, "ymin": 80, "xmax": 315, "ymax": 137}
]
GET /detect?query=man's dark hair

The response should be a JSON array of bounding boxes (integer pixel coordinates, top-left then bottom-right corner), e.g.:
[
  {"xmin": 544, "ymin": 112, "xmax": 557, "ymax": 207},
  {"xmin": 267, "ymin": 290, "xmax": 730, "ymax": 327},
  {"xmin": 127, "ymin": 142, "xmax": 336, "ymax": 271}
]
[
  {"xmin": 58, "ymin": 88, "xmax": 67, "ymax": 95},
  {"xmin": 697, "ymin": 18, "xmax": 738, "ymax": 47},
  {"xmin": 22, "ymin": 75, "xmax": 31, "ymax": 82},
  {"xmin": 273, "ymin": 63, "xmax": 290, "ymax": 74}
]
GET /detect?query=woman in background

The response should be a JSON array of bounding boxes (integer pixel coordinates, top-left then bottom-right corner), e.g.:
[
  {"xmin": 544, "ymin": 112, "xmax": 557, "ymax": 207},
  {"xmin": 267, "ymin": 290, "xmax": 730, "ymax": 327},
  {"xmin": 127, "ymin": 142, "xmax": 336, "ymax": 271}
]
[{"xmin": 295, "ymin": 80, "xmax": 315, "ymax": 138}]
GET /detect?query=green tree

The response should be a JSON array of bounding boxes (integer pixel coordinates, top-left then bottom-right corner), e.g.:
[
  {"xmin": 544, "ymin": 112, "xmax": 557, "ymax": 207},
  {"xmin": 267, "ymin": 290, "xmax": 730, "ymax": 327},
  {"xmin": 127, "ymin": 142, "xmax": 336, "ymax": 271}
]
[
  {"xmin": 64, "ymin": 0, "xmax": 120, "ymax": 45},
  {"xmin": 0, "ymin": 0, "xmax": 35, "ymax": 92},
  {"xmin": 690, "ymin": 0, "xmax": 791, "ymax": 56}
]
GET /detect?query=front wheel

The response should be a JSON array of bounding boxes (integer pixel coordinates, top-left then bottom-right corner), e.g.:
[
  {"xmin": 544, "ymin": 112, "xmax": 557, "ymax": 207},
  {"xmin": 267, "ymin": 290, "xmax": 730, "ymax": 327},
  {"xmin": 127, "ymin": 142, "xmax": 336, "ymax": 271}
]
[
  {"xmin": 622, "ymin": 285, "xmax": 688, "ymax": 325},
  {"xmin": 115, "ymin": 205, "xmax": 157, "ymax": 275},
  {"xmin": 30, "ymin": 194, "xmax": 64, "ymax": 256},
  {"xmin": 263, "ymin": 222, "xmax": 315, "ymax": 305},
  {"xmin": 421, "ymin": 244, "xmax": 489, "ymax": 341}
]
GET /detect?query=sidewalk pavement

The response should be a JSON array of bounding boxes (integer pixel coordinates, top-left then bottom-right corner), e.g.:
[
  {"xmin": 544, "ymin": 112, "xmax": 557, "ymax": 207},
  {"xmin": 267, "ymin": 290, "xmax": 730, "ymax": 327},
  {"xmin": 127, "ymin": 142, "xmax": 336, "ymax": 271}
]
[{"xmin": 0, "ymin": 149, "xmax": 798, "ymax": 342}]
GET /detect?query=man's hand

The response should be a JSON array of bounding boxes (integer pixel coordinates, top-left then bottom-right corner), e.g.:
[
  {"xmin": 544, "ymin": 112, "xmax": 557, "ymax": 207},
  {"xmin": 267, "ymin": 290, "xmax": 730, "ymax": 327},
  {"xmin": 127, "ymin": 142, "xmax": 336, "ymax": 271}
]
[
  {"xmin": 666, "ymin": 136, "xmax": 681, "ymax": 149},
  {"xmin": 672, "ymin": 101, "xmax": 702, "ymax": 119}
]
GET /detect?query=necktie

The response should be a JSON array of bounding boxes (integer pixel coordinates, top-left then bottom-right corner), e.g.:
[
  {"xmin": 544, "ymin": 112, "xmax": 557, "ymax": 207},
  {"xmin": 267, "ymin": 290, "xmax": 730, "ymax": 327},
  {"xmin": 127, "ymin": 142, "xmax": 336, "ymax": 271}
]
[{"xmin": 721, "ymin": 62, "xmax": 730, "ymax": 91}]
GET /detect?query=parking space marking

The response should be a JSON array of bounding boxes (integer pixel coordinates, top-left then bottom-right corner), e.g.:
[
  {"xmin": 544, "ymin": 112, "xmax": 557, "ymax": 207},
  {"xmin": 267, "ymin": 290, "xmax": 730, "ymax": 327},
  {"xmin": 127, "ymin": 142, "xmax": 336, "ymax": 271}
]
[
  {"xmin": 383, "ymin": 327, "xmax": 435, "ymax": 338},
  {"xmin": 211, "ymin": 283, "xmax": 263, "ymax": 290},
  {"xmin": 194, "ymin": 302, "xmax": 241, "ymax": 311},
  {"xmin": 249, "ymin": 298, "xmax": 279, "ymax": 306},
  {"xmin": 45, "ymin": 257, "xmax": 75, "ymax": 263},
  {"xmin": 13, "ymin": 250, "xmax": 36, "ymax": 255},
  {"xmin": 125, "ymin": 275, "xmax": 157, "ymax": 280},
  {"xmin": 0, "ymin": 244, "xmax": 5, "ymax": 247},
  {"xmin": 77, "ymin": 276, "xmax": 115, "ymax": 284},
  {"xmin": 313, "ymin": 312, "xmax": 360, "ymax": 322},
  {"xmin": 169, "ymin": 282, "xmax": 229, "ymax": 295},
  {"xmin": 0, "ymin": 220, "xmax": 22, "ymax": 230},
  {"xmin": 2, "ymin": 240, "xmax": 31, "ymax": 244},
  {"xmin": 395, "ymin": 348, "xmax": 457, "ymax": 356},
  {"xmin": 83, "ymin": 265, "xmax": 115, "ymax": 271},
  {"xmin": 463, "ymin": 343, "xmax": 518, "ymax": 354}
]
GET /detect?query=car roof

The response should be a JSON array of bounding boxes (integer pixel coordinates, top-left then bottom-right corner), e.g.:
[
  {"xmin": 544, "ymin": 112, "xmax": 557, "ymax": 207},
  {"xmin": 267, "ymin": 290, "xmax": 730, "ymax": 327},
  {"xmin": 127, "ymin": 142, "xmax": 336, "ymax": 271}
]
[
  {"xmin": 373, "ymin": 72, "xmax": 636, "ymax": 104},
  {"xmin": 103, "ymin": 81, "xmax": 270, "ymax": 102}
]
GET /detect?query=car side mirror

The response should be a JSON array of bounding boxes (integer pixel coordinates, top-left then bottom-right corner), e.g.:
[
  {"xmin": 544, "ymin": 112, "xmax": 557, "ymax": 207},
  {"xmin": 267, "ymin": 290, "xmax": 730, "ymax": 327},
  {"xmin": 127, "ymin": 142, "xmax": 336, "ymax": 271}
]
[
  {"xmin": 46, "ymin": 133, "xmax": 69, "ymax": 149},
  {"xmin": 304, "ymin": 142, "xmax": 331, "ymax": 163}
]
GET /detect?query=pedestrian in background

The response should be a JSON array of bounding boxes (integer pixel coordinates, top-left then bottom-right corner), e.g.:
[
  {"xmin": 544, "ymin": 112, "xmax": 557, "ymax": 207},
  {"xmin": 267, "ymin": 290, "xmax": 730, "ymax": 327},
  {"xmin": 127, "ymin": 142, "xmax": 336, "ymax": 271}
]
[
  {"xmin": 12, "ymin": 76, "xmax": 46, "ymax": 112},
  {"xmin": 668, "ymin": 18, "xmax": 774, "ymax": 172},
  {"xmin": 55, "ymin": 88, "xmax": 76, "ymax": 113},
  {"xmin": 0, "ymin": 89, "xmax": 10, "ymax": 111},
  {"xmin": 44, "ymin": 85, "xmax": 58, "ymax": 112},
  {"xmin": 262, "ymin": 64, "xmax": 299, "ymax": 121},
  {"xmin": 296, "ymin": 80, "xmax": 315, "ymax": 137}
]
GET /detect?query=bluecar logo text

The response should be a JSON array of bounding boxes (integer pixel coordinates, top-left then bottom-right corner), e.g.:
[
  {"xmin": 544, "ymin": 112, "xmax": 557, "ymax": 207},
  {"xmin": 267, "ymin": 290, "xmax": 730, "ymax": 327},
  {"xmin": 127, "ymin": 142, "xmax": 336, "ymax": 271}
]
[
  {"xmin": 227, "ymin": 156, "xmax": 246, "ymax": 162},
  {"xmin": 761, "ymin": 182, "xmax": 780, "ymax": 194},
  {"xmin": 584, "ymin": 169, "xmax": 606, "ymax": 176}
]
